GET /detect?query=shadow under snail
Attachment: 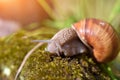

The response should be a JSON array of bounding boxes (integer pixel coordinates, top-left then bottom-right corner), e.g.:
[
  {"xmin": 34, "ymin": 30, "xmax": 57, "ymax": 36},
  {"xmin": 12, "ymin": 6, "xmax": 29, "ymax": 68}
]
[{"xmin": 14, "ymin": 18, "xmax": 120, "ymax": 80}]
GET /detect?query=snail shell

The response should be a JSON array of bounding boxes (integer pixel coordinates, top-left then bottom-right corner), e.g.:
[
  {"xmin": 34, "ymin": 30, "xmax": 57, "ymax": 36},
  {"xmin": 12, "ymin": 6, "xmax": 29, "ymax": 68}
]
[{"xmin": 72, "ymin": 18, "xmax": 120, "ymax": 62}]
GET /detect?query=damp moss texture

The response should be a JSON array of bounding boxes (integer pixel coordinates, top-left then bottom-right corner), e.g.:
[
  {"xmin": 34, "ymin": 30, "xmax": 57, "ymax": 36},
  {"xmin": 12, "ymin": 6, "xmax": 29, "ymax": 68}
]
[{"xmin": 0, "ymin": 27, "xmax": 111, "ymax": 80}]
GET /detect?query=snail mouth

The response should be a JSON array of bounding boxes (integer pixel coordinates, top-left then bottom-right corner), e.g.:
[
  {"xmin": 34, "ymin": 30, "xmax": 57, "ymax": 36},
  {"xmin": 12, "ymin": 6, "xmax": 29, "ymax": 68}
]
[
  {"xmin": 59, "ymin": 52, "xmax": 66, "ymax": 58},
  {"xmin": 49, "ymin": 51, "xmax": 66, "ymax": 58}
]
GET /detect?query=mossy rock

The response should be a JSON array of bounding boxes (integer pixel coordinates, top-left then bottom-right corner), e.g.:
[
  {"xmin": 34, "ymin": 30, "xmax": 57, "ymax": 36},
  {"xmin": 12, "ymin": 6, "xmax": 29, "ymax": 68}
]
[{"xmin": 0, "ymin": 27, "xmax": 111, "ymax": 80}]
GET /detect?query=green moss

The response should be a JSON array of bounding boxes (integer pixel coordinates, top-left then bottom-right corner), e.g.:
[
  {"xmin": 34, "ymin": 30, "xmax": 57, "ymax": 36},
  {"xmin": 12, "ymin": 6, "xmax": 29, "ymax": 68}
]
[{"xmin": 0, "ymin": 27, "xmax": 111, "ymax": 80}]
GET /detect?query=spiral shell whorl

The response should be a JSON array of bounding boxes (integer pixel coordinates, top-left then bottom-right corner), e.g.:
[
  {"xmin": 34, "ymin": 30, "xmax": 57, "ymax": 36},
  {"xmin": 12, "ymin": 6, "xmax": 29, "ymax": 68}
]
[{"xmin": 72, "ymin": 18, "xmax": 120, "ymax": 62}]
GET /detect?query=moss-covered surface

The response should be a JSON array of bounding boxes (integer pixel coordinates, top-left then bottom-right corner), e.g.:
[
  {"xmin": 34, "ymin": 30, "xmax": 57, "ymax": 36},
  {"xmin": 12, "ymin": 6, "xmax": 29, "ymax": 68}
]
[{"xmin": 0, "ymin": 27, "xmax": 111, "ymax": 80}]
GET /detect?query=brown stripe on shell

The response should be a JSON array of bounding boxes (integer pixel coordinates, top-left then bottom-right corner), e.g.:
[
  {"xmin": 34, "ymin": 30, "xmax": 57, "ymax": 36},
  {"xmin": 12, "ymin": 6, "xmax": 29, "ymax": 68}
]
[
  {"xmin": 73, "ymin": 18, "xmax": 120, "ymax": 62},
  {"xmin": 87, "ymin": 19, "xmax": 120, "ymax": 62}
]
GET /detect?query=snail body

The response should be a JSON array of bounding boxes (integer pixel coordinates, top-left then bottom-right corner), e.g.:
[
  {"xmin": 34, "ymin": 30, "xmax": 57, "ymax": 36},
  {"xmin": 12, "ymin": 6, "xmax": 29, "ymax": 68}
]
[
  {"xmin": 47, "ymin": 18, "xmax": 120, "ymax": 63},
  {"xmin": 15, "ymin": 18, "xmax": 120, "ymax": 80},
  {"xmin": 46, "ymin": 28, "xmax": 88, "ymax": 56}
]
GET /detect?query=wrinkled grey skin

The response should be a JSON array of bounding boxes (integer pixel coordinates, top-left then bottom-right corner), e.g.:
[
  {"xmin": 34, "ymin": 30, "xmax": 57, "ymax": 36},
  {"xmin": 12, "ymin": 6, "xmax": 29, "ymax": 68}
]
[{"xmin": 46, "ymin": 28, "xmax": 88, "ymax": 56}]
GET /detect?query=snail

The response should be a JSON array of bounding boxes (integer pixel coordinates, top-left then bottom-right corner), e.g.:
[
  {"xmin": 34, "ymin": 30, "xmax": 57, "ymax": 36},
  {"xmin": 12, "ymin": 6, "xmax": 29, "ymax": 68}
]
[{"xmin": 14, "ymin": 18, "xmax": 120, "ymax": 80}]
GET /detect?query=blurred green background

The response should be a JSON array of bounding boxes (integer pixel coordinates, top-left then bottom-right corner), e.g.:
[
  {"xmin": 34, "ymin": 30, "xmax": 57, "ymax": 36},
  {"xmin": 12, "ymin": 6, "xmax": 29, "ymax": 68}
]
[
  {"xmin": 0, "ymin": 0, "xmax": 120, "ymax": 32},
  {"xmin": 0, "ymin": 0, "xmax": 120, "ymax": 80}
]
